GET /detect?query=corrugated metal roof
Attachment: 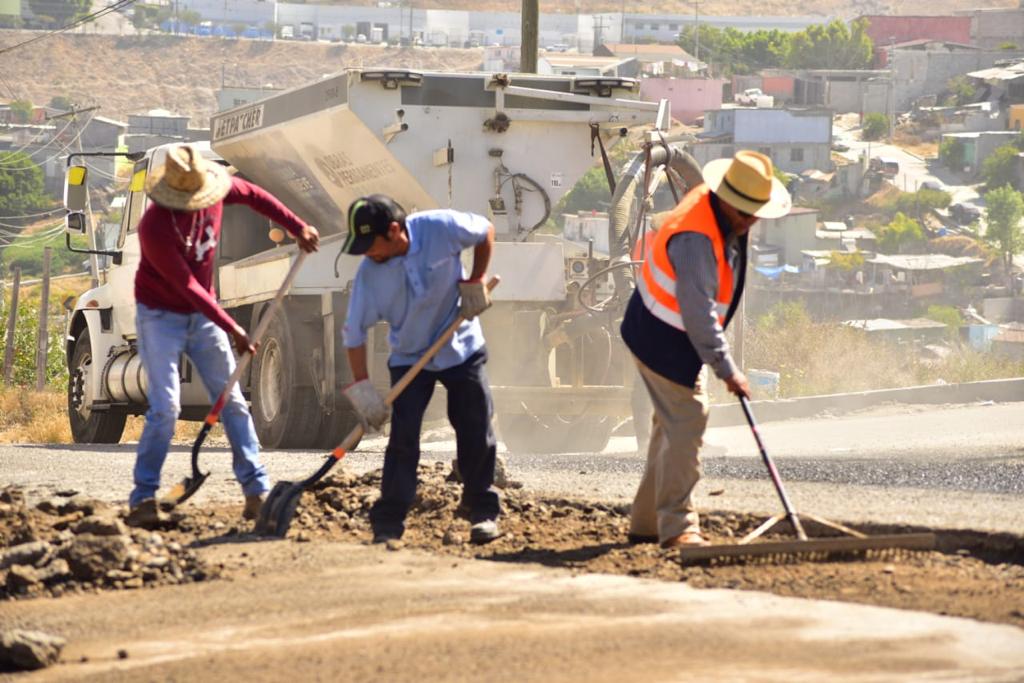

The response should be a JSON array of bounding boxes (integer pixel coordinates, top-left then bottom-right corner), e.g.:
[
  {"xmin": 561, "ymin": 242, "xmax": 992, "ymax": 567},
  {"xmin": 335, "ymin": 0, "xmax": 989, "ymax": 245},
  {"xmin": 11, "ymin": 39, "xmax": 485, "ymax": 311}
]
[
  {"xmin": 867, "ymin": 253, "xmax": 982, "ymax": 270},
  {"xmin": 843, "ymin": 318, "xmax": 948, "ymax": 332},
  {"xmin": 967, "ymin": 62, "xmax": 1024, "ymax": 81}
]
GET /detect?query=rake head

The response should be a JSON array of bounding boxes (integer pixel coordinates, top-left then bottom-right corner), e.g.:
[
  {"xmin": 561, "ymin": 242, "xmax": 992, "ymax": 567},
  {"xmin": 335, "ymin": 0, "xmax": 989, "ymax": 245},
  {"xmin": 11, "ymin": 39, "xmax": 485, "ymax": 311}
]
[
  {"xmin": 678, "ymin": 533, "xmax": 937, "ymax": 567},
  {"xmin": 253, "ymin": 480, "xmax": 305, "ymax": 538}
]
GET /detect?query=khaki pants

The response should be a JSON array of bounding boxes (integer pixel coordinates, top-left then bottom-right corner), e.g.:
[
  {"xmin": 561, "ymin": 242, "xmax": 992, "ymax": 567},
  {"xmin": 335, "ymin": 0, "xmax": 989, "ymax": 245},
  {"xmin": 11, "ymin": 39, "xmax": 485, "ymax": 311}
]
[{"xmin": 629, "ymin": 357, "xmax": 709, "ymax": 542}]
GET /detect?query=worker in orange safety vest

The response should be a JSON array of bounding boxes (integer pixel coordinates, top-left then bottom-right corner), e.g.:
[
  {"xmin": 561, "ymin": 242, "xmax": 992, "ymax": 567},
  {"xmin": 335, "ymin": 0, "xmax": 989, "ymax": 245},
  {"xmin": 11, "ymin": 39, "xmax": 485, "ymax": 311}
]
[{"xmin": 621, "ymin": 150, "xmax": 791, "ymax": 549}]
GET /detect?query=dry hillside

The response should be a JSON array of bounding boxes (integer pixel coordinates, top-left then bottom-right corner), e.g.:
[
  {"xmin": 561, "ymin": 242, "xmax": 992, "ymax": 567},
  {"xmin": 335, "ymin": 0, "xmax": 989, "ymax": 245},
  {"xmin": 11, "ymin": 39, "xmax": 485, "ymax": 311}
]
[{"xmin": 0, "ymin": 32, "xmax": 484, "ymax": 126}]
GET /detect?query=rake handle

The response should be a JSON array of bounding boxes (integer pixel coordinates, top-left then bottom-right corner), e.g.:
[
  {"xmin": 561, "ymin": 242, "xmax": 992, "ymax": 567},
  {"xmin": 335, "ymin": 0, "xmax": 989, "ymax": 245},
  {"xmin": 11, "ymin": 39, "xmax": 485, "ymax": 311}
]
[{"xmin": 739, "ymin": 395, "xmax": 808, "ymax": 541}]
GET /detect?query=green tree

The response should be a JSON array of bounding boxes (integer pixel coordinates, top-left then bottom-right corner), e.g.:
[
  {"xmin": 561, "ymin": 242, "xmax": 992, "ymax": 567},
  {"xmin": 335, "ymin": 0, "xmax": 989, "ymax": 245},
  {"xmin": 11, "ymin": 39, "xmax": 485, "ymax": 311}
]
[
  {"xmin": 47, "ymin": 95, "xmax": 73, "ymax": 111},
  {"xmin": 925, "ymin": 305, "xmax": 963, "ymax": 339},
  {"xmin": 0, "ymin": 153, "xmax": 50, "ymax": 218},
  {"xmin": 939, "ymin": 137, "xmax": 966, "ymax": 171},
  {"xmin": 263, "ymin": 20, "xmax": 278, "ymax": 37},
  {"xmin": 552, "ymin": 165, "xmax": 614, "ymax": 225},
  {"xmin": 862, "ymin": 112, "xmax": 888, "ymax": 141},
  {"xmin": 893, "ymin": 188, "xmax": 952, "ymax": 221},
  {"xmin": 231, "ymin": 22, "xmax": 247, "ymax": 38},
  {"xmin": 878, "ymin": 212, "xmax": 925, "ymax": 253},
  {"xmin": 9, "ymin": 99, "xmax": 33, "ymax": 124},
  {"xmin": 981, "ymin": 145, "xmax": 1021, "ymax": 191},
  {"xmin": 27, "ymin": 0, "xmax": 90, "ymax": 26},
  {"xmin": 786, "ymin": 19, "xmax": 872, "ymax": 70},
  {"xmin": 179, "ymin": 9, "xmax": 202, "ymax": 28},
  {"xmin": 944, "ymin": 76, "xmax": 976, "ymax": 107},
  {"xmin": 983, "ymin": 185, "xmax": 1024, "ymax": 290}
]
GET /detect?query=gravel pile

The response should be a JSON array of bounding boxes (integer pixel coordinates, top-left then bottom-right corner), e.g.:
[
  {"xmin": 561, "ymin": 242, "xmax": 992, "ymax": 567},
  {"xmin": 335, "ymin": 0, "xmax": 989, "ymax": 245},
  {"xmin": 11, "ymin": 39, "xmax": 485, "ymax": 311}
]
[{"xmin": 0, "ymin": 486, "xmax": 216, "ymax": 601}]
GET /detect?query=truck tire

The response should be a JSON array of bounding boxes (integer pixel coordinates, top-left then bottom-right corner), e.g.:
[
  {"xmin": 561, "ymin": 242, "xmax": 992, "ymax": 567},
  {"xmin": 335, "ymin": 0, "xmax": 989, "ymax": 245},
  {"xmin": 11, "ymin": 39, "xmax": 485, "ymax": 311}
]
[
  {"xmin": 494, "ymin": 323, "xmax": 615, "ymax": 455},
  {"xmin": 68, "ymin": 328, "xmax": 127, "ymax": 444},
  {"xmin": 316, "ymin": 407, "xmax": 363, "ymax": 450},
  {"xmin": 250, "ymin": 308, "xmax": 322, "ymax": 449}
]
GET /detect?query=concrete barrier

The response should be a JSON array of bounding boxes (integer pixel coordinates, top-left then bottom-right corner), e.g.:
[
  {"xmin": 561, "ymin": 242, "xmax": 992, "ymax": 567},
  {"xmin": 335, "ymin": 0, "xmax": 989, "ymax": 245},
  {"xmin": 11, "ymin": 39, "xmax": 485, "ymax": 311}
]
[{"xmin": 708, "ymin": 377, "xmax": 1024, "ymax": 427}]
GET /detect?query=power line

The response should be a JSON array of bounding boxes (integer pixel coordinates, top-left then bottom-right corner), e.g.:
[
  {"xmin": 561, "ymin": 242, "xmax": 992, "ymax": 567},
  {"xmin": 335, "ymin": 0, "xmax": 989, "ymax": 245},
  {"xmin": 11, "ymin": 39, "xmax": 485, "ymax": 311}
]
[
  {"xmin": 0, "ymin": 115, "xmax": 77, "ymax": 161},
  {"xmin": 0, "ymin": 207, "xmax": 64, "ymax": 221},
  {"xmin": 0, "ymin": 0, "xmax": 141, "ymax": 58},
  {"xmin": 0, "ymin": 113, "xmax": 96, "ymax": 170}
]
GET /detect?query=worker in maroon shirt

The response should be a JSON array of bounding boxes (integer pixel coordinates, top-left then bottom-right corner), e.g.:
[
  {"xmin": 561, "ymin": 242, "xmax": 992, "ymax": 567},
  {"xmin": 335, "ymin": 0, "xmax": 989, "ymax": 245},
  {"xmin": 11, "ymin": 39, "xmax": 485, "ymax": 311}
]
[{"xmin": 126, "ymin": 144, "xmax": 319, "ymax": 529}]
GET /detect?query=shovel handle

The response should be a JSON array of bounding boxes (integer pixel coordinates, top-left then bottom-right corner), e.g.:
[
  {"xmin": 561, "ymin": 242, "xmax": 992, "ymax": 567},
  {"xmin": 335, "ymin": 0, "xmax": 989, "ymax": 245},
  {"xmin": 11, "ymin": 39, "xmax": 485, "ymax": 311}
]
[{"xmin": 327, "ymin": 275, "xmax": 501, "ymax": 462}]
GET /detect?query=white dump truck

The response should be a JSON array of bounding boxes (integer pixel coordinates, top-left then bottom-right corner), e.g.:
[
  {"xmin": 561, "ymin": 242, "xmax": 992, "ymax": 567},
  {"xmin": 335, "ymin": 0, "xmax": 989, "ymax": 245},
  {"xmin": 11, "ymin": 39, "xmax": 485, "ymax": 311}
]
[{"xmin": 63, "ymin": 68, "xmax": 688, "ymax": 453}]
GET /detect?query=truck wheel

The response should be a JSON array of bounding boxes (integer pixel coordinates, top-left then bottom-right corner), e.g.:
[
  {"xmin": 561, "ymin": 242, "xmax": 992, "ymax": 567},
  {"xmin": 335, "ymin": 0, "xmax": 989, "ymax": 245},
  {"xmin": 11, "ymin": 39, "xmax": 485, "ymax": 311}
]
[
  {"xmin": 68, "ymin": 328, "xmax": 127, "ymax": 444},
  {"xmin": 251, "ymin": 309, "xmax": 322, "ymax": 449},
  {"xmin": 495, "ymin": 325, "xmax": 615, "ymax": 455},
  {"xmin": 497, "ymin": 413, "xmax": 614, "ymax": 454}
]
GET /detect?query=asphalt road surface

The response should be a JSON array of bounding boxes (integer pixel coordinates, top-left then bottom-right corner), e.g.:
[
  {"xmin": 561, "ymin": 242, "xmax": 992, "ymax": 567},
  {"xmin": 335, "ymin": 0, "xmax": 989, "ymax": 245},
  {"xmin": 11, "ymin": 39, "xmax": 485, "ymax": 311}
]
[{"xmin": 2, "ymin": 401, "xmax": 1021, "ymax": 535}]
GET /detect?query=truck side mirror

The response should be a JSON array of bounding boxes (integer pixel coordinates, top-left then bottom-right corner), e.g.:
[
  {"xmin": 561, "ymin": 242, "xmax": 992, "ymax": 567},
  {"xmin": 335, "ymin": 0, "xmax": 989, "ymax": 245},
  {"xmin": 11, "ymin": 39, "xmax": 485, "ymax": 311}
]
[
  {"xmin": 65, "ymin": 211, "xmax": 87, "ymax": 235},
  {"xmin": 65, "ymin": 165, "xmax": 88, "ymax": 212}
]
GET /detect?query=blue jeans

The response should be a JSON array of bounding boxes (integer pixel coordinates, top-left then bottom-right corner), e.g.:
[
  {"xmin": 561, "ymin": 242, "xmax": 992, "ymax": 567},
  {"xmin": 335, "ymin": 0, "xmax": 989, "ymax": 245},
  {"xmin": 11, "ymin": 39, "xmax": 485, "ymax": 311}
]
[
  {"xmin": 370, "ymin": 349, "xmax": 500, "ymax": 537},
  {"xmin": 130, "ymin": 303, "xmax": 269, "ymax": 508}
]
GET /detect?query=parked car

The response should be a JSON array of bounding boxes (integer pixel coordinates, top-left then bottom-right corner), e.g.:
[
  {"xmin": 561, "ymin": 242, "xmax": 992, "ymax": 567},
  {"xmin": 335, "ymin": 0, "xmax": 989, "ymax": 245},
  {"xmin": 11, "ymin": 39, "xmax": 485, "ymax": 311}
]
[
  {"xmin": 831, "ymin": 142, "xmax": 850, "ymax": 153},
  {"xmin": 735, "ymin": 88, "xmax": 763, "ymax": 105},
  {"xmin": 951, "ymin": 202, "xmax": 982, "ymax": 225},
  {"xmin": 869, "ymin": 156, "xmax": 900, "ymax": 177},
  {"xmin": 919, "ymin": 180, "xmax": 943, "ymax": 191}
]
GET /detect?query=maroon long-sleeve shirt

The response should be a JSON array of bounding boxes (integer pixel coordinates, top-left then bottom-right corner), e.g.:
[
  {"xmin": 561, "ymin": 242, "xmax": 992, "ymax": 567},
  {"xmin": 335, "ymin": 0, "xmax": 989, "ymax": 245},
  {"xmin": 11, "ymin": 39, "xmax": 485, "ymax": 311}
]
[{"xmin": 134, "ymin": 176, "xmax": 306, "ymax": 334}]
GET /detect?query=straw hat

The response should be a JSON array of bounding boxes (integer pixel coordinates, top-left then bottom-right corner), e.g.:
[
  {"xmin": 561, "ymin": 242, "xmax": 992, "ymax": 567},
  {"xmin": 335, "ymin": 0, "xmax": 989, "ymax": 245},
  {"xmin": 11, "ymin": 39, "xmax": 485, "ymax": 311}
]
[
  {"xmin": 145, "ymin": 144, "xmax": 231, "ymax": 211},
  {"xmin": 701, "ymin": 150, "xmax": 791, "ymax": 219}
]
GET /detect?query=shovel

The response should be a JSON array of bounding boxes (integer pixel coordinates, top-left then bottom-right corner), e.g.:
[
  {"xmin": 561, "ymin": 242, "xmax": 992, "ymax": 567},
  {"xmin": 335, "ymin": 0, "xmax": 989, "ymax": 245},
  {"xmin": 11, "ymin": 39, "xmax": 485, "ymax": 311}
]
[
  {"xmin": 160, "ymin": 250, "xmax": 309, "ymax": 509},
  {"xmin": 255, "ymin": 275, "xmax": 500, "ymax": 538}
]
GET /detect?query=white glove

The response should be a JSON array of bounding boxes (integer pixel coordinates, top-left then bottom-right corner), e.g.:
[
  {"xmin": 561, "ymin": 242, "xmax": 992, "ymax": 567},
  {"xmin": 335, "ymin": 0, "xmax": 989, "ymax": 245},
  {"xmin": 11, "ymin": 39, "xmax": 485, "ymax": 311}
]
[
  {"xmin": 458, "ymin": 279, "xmax": 491, "ymax": 319},
  {"xmin": 343, "ymin": 379, "xmax": 390, "ymax": 431}
]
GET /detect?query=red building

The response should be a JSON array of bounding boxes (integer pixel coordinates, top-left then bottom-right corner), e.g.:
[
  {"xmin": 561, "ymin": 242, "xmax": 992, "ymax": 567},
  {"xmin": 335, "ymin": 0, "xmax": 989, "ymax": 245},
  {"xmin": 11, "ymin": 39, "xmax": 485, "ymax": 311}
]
[{"xmin": 859, "ymin": 15, "xmax": 973, "ymax": 64}]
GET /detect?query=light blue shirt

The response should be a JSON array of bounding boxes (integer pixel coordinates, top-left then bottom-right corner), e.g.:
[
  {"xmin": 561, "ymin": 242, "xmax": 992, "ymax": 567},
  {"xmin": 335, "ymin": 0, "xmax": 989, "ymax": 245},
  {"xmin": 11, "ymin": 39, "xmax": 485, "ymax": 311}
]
[{"xmin": 342, "ymin": 210, "xmax": 490, "ymax": 371}]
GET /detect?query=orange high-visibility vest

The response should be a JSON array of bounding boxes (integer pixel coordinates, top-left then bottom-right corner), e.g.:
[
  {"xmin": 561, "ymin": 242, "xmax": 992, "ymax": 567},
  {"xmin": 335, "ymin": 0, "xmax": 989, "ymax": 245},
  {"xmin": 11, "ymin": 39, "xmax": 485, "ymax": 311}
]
[{"xmin": 635, "ymin": 184, "xmax": 734, "ymax": 331}]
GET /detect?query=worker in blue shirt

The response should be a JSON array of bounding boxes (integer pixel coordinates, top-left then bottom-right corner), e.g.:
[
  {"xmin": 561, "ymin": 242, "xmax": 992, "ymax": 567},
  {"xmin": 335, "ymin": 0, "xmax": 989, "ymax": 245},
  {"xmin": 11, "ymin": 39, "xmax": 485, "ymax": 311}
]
[{"xmin": 340, "ymin": 194, "xmax": 501, "ymax": 545}]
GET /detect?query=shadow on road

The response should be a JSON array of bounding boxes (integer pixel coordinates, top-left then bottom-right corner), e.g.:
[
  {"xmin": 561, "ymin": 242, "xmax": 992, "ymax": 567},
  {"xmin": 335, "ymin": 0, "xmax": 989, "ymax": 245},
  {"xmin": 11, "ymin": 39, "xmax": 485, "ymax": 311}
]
[{"xmin": 484, "ymin": 541, "xmax": 631, "ymax": 569}]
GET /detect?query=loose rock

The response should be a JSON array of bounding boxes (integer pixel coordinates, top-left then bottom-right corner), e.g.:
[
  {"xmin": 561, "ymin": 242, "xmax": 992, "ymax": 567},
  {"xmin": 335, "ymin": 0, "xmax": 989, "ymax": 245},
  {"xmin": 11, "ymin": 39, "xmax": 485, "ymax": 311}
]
[{"xmin": 0, "ymin": 629, "xmax": 66, "ymax": 670}]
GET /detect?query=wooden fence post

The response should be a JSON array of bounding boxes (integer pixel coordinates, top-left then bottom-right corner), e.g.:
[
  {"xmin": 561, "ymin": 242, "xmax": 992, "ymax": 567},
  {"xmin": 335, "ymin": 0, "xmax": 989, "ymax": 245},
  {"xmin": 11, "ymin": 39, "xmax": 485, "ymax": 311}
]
[
  {"xmin": 3, "ymin": 266, "xmax": 20, "ymax": 386},
  {"xmin": 35, "ymin": 248, "xmax": 52, "ymax": 391}
]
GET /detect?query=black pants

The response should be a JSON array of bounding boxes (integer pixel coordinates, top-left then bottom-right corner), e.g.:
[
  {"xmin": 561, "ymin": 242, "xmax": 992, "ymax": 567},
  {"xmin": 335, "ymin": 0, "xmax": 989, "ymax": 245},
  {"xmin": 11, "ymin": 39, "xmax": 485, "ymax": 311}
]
[{"xmin": 370, "ymin": 349, "xmax": 500, "ymax": 537}]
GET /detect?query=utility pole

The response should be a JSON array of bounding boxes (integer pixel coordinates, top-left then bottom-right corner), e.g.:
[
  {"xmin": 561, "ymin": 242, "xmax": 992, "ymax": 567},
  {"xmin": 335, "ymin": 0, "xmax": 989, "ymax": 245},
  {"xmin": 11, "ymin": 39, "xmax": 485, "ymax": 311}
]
[
  {"xmin": 2, "ymin": 267, "xmax": 19, "ymax": 386},
  {"xmin": 889, "ymin": 36, "xmax": 896, "ymax": 142},
  {"xmin": 521, "ymin": 0, "xmax": 538, "ymax": 72},
  {"xmin": 693, "ymin": 0, "xmax": 700, "ymax": 65},
  {"xmin": 35, "ymin": 248, "xmax": 51, "ymax": 391}
]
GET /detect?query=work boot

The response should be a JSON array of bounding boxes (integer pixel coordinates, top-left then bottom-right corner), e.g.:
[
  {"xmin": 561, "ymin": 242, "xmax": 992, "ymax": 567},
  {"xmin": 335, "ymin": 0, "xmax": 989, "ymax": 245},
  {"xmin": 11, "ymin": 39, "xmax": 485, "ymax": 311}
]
[
  {"xmin": 470, "ymin": 519, "xmax": 501, "ymax": 545},
  {"xmin": 372, "ymin": 529, "xmax": 402, "ymax": 544},
  {"xmin": 243, "ymin": 494, "xmax": 265, "ymax": 521},
  {"xmin": 125, "ymin": 499, "xmax": 164, "ymax": 529},
  {"xmin": 660, "ymin": 531, "xmax": 710, "ymax": 549}
]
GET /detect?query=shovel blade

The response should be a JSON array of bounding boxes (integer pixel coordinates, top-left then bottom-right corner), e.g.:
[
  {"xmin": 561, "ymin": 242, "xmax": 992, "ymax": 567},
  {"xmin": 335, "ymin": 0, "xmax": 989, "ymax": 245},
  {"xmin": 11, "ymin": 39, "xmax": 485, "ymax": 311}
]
[
  {"xmin": 159, "ymin": 471, "xmax": 209, "ymax": 511},
  {"xmin": 254, "ymin": 480, "xmax": 305, "ymax": 538}
]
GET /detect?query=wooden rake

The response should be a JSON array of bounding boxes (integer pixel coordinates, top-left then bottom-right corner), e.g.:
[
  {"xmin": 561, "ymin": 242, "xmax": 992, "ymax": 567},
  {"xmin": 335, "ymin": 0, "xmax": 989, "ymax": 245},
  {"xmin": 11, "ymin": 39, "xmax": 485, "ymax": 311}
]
[{"xmin": 678, "ymin": 396, "xmax": 935, "ymax": 565}]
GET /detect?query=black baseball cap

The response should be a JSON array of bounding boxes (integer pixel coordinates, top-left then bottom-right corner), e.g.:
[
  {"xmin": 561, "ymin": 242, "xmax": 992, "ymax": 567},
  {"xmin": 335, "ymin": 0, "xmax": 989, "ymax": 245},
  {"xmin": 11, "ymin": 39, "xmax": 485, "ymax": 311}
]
[{"xmin": 343, "ymin": 194, "xmax": 407, "ymax": 255}]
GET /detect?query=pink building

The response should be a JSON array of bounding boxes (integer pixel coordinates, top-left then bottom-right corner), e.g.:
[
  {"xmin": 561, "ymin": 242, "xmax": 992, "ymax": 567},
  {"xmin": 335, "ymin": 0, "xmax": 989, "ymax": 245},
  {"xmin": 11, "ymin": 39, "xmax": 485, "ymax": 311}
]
[
  {"xmin": 639, "ymin": 78, "xmax": 727, "ymax": 125},
  {"xmin": 859, "ymin": 15, "xmax": 973, "ymax": 65}
]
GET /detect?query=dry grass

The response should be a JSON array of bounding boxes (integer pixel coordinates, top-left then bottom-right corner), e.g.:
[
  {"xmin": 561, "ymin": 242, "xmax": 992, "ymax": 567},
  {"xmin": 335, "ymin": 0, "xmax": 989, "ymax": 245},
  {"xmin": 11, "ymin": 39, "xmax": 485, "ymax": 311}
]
[
  {"xmin": 747, "ymin": 302, "xmax": 1024, "ymax": 398},
  {"xmin": 0, "ymin": 388, "xmax": 222, "ymax": 445}
]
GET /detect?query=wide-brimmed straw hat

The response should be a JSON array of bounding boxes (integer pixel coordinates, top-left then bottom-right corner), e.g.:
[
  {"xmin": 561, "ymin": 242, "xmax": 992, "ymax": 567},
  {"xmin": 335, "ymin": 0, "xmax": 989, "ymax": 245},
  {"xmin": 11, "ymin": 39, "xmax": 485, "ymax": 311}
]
[
  {"xmin": 702, "ymin": 150, "xmax": 791, "ymax": 219},
  {"xmin": 145, "ymin": 144, "xmax": 231, "ymax": 211}
]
